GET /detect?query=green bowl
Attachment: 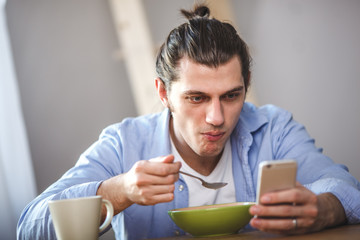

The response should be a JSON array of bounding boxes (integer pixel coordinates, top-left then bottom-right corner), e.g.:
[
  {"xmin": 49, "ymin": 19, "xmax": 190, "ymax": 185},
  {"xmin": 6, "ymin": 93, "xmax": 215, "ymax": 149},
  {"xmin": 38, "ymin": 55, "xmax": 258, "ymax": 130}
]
[{"xmin": 168, "ymin": 202, "xmax": 254, "ymax": 237}]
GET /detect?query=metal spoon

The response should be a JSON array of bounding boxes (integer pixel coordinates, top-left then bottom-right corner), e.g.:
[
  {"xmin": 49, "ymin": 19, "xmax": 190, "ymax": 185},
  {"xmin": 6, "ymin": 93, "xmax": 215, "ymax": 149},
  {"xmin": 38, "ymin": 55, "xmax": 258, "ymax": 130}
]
[{"xmin": 179, "ymin": 171, "xmax": 228, "ymax": 190}]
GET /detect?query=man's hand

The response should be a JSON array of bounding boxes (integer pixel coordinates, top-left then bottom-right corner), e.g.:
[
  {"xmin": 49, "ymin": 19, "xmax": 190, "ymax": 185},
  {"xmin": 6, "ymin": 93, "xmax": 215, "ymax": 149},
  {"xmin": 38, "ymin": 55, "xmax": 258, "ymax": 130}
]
[
  {"xmin": 97, "ymin": 155, "xmax": 181, "ymax": 218},
  {"xmin": 249, "ymin": 183, "xmax": 346, "ymax": 235},
  {"xmin": 123, "ymin": 155, "xmax": 181, "ymax": 205}
]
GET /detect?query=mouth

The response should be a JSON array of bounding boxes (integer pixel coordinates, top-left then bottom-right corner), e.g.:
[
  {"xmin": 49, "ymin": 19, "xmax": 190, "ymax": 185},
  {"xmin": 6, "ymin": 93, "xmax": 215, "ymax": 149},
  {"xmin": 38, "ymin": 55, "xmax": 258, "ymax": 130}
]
[{"xmin": 202, "ymin": 131, "xmax": 225, "ymax": 142}]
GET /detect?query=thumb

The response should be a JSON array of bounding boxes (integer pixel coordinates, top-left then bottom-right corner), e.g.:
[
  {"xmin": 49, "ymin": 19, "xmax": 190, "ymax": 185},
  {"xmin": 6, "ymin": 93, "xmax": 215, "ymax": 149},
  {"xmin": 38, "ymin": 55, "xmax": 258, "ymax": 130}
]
[
  {"xmin": 149, "ymin": 155, "xmax": 175, "ymax": 163},
  {"xmin": 162, "ymin": 155, "xmax": 175, "ymax": 163}
]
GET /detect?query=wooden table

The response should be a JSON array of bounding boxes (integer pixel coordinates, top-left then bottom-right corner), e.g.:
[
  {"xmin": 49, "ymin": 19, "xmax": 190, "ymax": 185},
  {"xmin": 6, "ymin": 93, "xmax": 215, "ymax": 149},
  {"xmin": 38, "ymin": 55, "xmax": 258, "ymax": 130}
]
[{"xmin": 152, "ymin": 224, "xmax": 360, "ymax": 239}]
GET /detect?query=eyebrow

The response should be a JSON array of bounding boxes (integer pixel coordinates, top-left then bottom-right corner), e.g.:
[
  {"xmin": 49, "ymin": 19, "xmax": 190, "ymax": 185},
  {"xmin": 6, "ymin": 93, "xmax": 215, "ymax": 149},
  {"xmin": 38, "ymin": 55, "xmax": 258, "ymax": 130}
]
[
  {"xmin": 224, "ymin": 86, "xmax": 244, "ymax": 95},
  {"xmin": 183, "ymin": 86, "xmax": 244, "ymax": 96}
]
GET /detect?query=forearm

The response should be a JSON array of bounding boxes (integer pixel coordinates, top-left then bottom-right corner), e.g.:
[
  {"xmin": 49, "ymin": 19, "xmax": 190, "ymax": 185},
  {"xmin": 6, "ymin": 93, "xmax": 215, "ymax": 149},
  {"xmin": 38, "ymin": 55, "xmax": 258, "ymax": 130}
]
[
  {"xmin": 18, "ymin": 181, "xmax": 101, "ymax": 239},
  {"xmin": 96, "ymin": 174, "xmax": 133, "ymax": 220},
  {"xmin": 315, "ymin": 193, "xmax": 346, "ymax": 230},
  {"xmin": 17, "ymin": 199, "xmax": 56, "ymax": 240}
]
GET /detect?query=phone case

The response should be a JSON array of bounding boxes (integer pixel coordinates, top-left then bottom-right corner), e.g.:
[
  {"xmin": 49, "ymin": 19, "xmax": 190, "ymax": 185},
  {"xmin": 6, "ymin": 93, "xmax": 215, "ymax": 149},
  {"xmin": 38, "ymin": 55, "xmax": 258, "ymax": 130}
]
[{"xmin": 256, "ymin": 159, "xmax": 297, "ymax": 204}]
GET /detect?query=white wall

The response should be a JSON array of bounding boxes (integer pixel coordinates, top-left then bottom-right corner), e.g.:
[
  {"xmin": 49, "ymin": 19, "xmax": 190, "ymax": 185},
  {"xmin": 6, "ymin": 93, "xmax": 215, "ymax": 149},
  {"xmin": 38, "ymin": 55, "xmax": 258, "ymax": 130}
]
[
  {"xmin": 6, "ymin": 2, "xmax": 135, "ymax": 239},
  {"xmin": 6, "ymin": 0, "xmax": 137, "ymax": 195},
  {"xmin": 233, "ymin": 0, "xmax": 360, "ymax": 180}
]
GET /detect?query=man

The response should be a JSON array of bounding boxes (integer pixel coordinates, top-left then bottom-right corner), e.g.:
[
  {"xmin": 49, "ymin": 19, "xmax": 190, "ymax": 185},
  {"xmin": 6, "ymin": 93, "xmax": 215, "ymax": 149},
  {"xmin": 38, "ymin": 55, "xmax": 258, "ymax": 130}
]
[{"xmin": 17, "ymin": 4, "xmax": 360, "ymax": 240}]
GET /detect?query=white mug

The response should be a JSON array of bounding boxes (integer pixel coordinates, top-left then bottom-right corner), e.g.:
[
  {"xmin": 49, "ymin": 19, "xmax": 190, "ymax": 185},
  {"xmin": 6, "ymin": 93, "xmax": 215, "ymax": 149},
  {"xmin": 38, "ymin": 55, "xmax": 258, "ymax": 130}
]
[{"xmin": 49, "ymin": 196, "xmax": 114, "ymax": 240}]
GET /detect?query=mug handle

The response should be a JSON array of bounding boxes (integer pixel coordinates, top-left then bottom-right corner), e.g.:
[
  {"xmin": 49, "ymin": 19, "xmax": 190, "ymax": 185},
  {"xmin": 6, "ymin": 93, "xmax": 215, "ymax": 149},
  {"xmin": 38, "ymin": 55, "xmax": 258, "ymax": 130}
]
[{"xmin": 99, "ymin": 199, "xmax": 114, "ymax": 232}]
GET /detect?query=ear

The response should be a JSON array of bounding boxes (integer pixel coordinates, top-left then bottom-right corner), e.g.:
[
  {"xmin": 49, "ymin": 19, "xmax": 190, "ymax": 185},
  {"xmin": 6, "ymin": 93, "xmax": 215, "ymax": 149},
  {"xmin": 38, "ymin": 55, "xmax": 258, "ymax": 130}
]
[{"xmin": 155, "ymin": 78, "xmax": 169, "ymax": 108}]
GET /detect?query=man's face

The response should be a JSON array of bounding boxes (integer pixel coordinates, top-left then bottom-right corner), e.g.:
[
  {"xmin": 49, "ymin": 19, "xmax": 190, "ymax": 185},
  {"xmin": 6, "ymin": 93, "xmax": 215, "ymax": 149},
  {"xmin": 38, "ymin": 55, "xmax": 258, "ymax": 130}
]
[{"xmin": 167, "ymin": 56, "xmax": 245, "ymax": 161}]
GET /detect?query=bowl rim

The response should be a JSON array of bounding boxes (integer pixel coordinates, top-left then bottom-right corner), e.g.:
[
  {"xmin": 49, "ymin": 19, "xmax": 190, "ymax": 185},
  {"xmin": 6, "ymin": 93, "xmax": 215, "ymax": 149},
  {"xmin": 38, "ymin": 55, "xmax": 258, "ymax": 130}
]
[{"xmin": 168, "ymin": 201, "xmax": 255, "ymax": 213}]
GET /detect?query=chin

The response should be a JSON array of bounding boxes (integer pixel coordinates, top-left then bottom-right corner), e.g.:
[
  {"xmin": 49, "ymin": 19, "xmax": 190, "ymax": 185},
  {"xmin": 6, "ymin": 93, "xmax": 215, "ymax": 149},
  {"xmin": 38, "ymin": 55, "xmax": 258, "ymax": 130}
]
[{"xmin": 198, "ymin": 147, "xmax": 223, "ymax": 158}]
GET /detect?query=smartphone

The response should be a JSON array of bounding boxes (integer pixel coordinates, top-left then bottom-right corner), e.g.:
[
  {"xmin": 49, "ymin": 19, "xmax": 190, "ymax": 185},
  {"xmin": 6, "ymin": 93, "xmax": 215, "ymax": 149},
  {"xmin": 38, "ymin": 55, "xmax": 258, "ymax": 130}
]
[{"xmin": 256, "ymin": 159, "xmax": 297, "ymax": 204}]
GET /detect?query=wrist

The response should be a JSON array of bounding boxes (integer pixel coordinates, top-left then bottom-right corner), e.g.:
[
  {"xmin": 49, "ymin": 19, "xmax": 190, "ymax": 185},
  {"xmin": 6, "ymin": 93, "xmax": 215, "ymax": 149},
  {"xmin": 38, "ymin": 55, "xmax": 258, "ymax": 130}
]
[
  {"xmin": 97, "ymin": 175, "xmax": 133, "ymax": 216},
  {"xmin": 317, "ymin": 193, "xmax": 346, "ymax": 229}
]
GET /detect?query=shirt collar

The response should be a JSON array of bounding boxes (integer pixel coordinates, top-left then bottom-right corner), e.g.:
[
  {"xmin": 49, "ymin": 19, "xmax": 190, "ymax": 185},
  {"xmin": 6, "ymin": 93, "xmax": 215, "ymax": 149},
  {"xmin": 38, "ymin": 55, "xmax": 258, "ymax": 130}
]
[{"xmin": 237, "ymin": 102, "xmax": 268, "ymax": 134}]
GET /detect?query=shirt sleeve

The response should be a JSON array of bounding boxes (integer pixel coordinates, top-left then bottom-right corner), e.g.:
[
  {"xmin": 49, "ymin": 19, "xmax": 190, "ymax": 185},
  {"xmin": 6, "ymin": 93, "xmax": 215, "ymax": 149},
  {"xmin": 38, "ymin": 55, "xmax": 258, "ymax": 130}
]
[
  {"xmin": 272, "ymin": 110, "xmax": 360, "ymax": 224},
  {"xmin": 17, "ymin": 127, "xmax": 123, "ymax": 240}
]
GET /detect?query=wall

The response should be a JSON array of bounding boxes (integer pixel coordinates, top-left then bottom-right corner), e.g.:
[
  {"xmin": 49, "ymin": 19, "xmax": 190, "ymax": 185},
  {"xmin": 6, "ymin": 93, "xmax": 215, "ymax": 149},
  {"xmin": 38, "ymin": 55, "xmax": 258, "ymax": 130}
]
[
  {"xmin": 233, "ymin": 0, "xmax": 360, "ymax": 180},
  {"xmin": 6, "ymin": 0, "xmax": 137, "ymax": 194},
  {"xmin": 6, "ymin": 1, "xmax": 136, "ymax": 238}
]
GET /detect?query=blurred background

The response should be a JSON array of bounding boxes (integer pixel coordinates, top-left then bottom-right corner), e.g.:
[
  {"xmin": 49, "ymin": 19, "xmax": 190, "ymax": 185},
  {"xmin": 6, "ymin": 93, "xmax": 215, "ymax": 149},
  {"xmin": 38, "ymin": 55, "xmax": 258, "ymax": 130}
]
[{"xmin": 2, "ymin": 0, "xmax": 360, "ymax": 239}]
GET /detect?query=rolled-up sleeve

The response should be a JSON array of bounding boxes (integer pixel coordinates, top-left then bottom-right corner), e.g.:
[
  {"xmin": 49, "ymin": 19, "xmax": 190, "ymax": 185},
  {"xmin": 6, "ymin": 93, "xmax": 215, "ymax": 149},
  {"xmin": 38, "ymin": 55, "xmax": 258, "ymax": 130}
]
[
  {"xmin": 17, "ymin": 125, "xmax": 123, "ymax": 239},
  {"xmin": 272, "ymin": 108, "xmax": 360, "ymax": 224}
]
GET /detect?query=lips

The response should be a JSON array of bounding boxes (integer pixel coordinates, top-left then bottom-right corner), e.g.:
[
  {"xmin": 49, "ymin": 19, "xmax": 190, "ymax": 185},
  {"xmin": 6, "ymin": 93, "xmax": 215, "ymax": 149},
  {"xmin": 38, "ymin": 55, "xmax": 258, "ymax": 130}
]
[{"xmin": 203, "ymin": 131, "xmax": 225, "ymax": 141}]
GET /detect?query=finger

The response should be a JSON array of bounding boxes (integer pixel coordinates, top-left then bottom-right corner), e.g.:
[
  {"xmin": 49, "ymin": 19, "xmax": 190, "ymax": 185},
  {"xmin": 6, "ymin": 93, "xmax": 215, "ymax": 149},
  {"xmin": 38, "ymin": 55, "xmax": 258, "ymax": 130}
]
[
  {"xmin": 141, "ymin": 192, "xmax": 175, "ymax": 205},
  {"xmin": 250, "ymin": 217, "xmax": 301, "ymax": 234},
  {"xmin": 149, "ymin": 161, "xmax": 182, "ymax": 176},
  {"xmin": 161, "ymin": 155, "xmax": 176, "ymax": 164},
  {"xmin": 260, "ymin": 186, "xmax": 316, "ymax": 205},
  {"xmin": 149, "ymin": 155, "xmax": 175, "ymax": 163},
  {"xmin": 148, "ymin": 155, "xmax": 182, "ymax": 175},
  {"xmin": 134, "ymin": 172, "xmax": 179, "ymax": 186},
  {"xmin": 250, "ymin": 204, "xmax": 302, "ymax": 218},
  {"xmin": 135, "ymin": 159, "xmax": 181, "ymax": 176},
  {"xmin": 139, "ymin": 184, "xmax": 176, "ymax": 196},
  {"xmin": 135, "ymin": 185, "xmax": 176, "ymax": 205}
]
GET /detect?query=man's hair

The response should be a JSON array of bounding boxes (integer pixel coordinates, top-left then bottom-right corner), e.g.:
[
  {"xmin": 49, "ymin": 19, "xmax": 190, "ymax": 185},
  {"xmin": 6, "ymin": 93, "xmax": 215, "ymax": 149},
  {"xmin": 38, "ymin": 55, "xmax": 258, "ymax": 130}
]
[{"xmin": 155, "ymin": 4, "xmax": 252, "ymax": 92}]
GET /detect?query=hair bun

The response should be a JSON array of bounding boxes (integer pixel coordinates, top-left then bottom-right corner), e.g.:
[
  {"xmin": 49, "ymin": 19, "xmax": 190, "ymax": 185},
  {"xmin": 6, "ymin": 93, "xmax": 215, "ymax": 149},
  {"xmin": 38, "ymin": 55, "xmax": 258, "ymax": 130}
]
[{"xmin": 181, "ymin": 5, "xmax": 210, "ymax": 20}]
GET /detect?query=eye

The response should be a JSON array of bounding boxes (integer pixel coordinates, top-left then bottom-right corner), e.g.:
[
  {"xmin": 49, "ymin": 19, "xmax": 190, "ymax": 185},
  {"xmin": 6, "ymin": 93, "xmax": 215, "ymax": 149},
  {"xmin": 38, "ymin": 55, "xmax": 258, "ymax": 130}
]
[
  {"xmin": 227, "ymin": 93, "xmax": 238, "ymax": 99},
  {"xmin": 222, "ymin": 92, "xmax": 240, "ymax": 101},
  {"xmin": 187, "ymin": 95, "xmax": 206, "ymax": 103}
]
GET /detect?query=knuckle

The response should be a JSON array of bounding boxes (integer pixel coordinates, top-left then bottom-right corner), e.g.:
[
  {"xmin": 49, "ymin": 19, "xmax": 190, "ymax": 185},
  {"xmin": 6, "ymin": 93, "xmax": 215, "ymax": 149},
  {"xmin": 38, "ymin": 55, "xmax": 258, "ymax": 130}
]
[
  {"xmin": 307, "ymin": 206, "xmax": 319, "ymax": 217},
  {"xmin": 309, "ymin": 218, "xmax": 316, "ymax": 226},
  {"xmin": 260, "ymin": 221, "xmax": 271, "ymax": 232},
  {"xmin": 303, "ymin": 217, "xmax": 315, "ymax": 227},
  {"xmin": 135, "ymin": 194, "xmax": 147, "ymax": 205},
  {"xmin": 310, "ymin": 194, "xmax": 318, "ymax": 204},
  {"xmin": 139, "ymin": 199, "xmax": 150, "ymax": 205},
  {"xmin": 137, "ymin": 188, "xmax": 145, "ymax": 196},
  {"xmin": 175, "ymin": 162, "xmax": 182, "ymax": 169},
  {"xmin": 169, "ymin": 184, "xmax": 175, "ymax": 192},
  {"xmin": 141, "ymin": 188, "xmax": 151, "ymax": 197},
  {"xmin": 137, "ymin": 190, "xmax": 152, "ymax": 203},
  {"xmin": 283, "ymin": 206, "xmax": 293, "ymax": 215},
  {"xmin": 287, "ymin": 221, "xmax": 294, "ymax": 230},
  {"xmin": 133, "ymin": 161, "xmax": 146, "ymax": 172},
  {"xmin": 292, "ymin": 190, "xmax": 302, "ymax": 202},
  {"xmin": 133, "ymin": 174, "xmax": 146, "ymax": 186},
  {"xmin": 167, "ymin": 174, "xmax": 177, "ymax": 183},
  {"xmin": 167, "ymin": 193, "xmax": 175, "ymax": 202},
  {"xmin": 158, "ymin": 167, "xmax": 168, "ymax": 176}
]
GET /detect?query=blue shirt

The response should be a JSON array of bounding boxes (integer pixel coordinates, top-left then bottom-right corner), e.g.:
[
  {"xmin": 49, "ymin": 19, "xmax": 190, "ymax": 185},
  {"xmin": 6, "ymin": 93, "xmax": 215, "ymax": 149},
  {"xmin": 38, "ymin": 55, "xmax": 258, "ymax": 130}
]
[{"xmin": 17, "ymin": 103, "xmax": 360, "ymax": 240}]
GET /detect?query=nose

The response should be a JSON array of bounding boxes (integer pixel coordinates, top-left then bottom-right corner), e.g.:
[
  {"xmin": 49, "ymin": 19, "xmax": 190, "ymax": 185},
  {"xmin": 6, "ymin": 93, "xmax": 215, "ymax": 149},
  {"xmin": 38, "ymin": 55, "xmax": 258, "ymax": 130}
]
[{"xmin": 205, "ymin": 99, "xmax": 224, "ymax": 126}]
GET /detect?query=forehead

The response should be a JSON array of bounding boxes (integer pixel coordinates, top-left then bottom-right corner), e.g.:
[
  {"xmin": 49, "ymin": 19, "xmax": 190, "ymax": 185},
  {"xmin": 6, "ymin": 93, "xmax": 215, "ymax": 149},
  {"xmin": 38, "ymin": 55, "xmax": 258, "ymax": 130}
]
[{"xmin": 174, "ymin": 56, "xmax": 244, "ymax": 92}]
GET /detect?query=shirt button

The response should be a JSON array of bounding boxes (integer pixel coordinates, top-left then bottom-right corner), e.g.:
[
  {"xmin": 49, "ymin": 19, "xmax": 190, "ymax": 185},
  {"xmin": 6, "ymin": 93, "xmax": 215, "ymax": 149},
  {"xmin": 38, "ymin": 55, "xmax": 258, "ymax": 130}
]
[
  {"xmin": 178, "ymin": 185, "xmax": 184, "ymax": 191},
  {"xmin": 174, "ymin": 230, "xmax": 180, "ymax": 236}
]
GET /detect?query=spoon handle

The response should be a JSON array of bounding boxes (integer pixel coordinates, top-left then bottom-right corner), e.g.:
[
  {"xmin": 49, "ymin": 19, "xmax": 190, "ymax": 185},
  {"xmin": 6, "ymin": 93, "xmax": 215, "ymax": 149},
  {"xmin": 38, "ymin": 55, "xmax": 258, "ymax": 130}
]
[{"xmin": 179, "ymin": 171, "xmax": 204, "ymax": 183}]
